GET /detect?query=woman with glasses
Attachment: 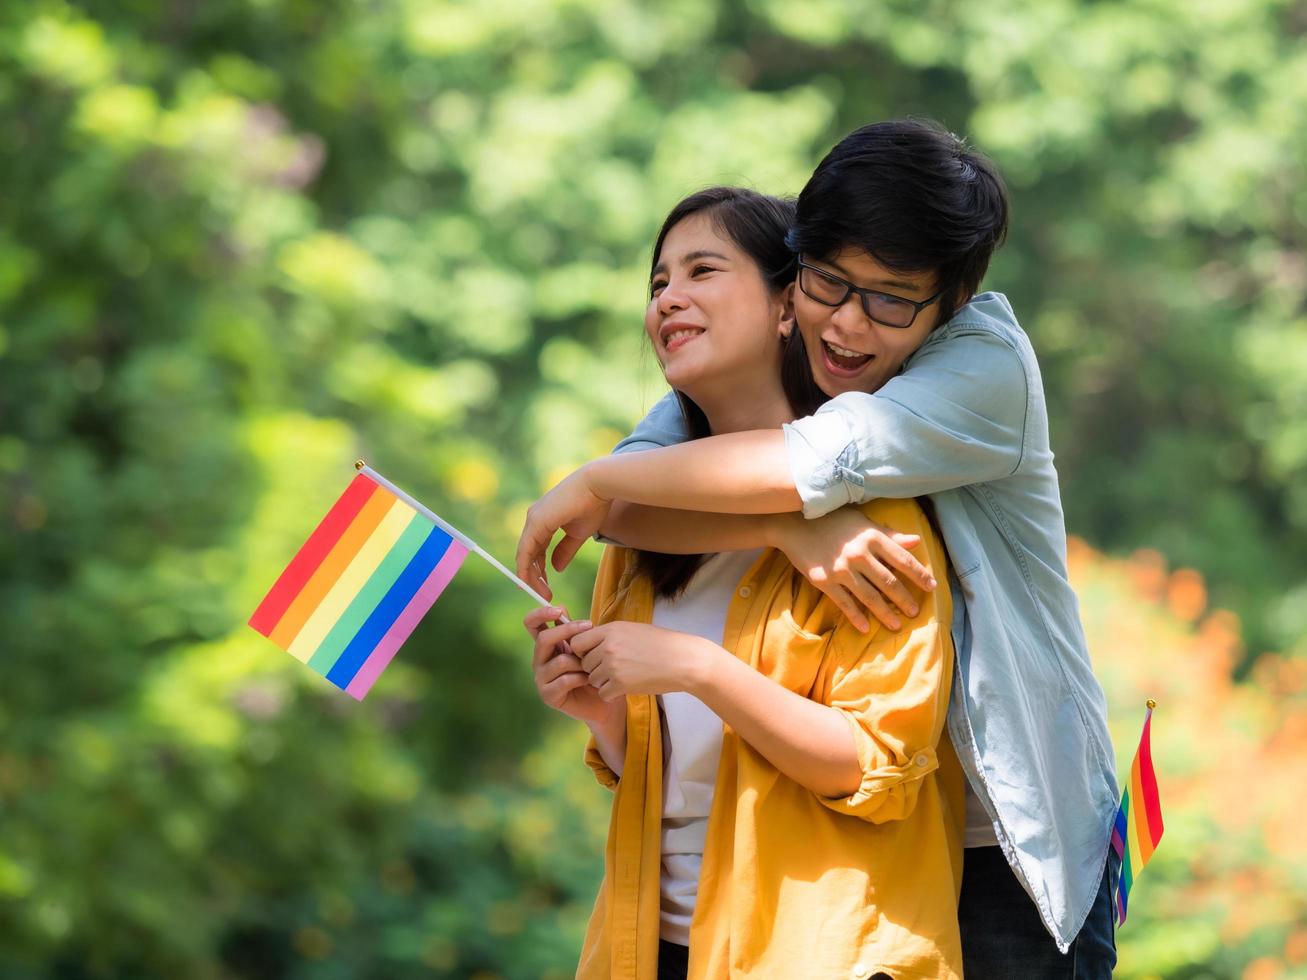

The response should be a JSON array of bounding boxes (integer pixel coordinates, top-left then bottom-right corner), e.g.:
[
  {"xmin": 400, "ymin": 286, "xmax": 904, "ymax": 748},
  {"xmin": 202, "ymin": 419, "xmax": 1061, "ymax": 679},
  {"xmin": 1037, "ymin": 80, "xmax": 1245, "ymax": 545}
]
[
  {"xmin": 519, "ymin": 120, "xmax": 1118, "ymax": 978},
  {"xmin": 525, "ymin": 185, "xmax": 964, "ymax": 979}
]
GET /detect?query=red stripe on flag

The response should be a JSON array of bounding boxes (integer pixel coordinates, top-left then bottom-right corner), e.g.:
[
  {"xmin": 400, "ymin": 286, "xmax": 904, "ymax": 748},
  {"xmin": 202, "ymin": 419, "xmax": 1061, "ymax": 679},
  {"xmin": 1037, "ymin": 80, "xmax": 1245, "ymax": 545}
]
[
  {"xmin": 249, "ymin": 473, "xmax": 379, "ymax": 636},
  {"xmin": 1137, "ymin": 714, "xmax": 1165, "ymax": 848}
]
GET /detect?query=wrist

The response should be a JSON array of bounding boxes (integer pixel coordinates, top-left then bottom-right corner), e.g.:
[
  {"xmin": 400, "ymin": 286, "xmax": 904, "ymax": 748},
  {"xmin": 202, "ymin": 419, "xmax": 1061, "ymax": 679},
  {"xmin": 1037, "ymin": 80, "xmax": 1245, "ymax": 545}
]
[
  {"xmin": 765, "ymin": 511, "xmax": 804, "ymax": 554},
  {"xmin": 586, "ymin": 711, "xmax": 624, "ymax": 743},
  {"xmin": 683, "ymin": 636, "xmax": 728, "ymax": 701},
  {"xmin": 581, "ymin": 458, "xmax": 616, "ymax": 503}
]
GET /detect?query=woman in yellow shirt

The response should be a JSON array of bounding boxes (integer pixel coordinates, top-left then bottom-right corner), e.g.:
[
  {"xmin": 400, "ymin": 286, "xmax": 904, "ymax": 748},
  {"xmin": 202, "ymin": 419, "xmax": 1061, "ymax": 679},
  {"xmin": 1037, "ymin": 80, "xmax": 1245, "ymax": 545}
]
[{"xmin": 524, "ymin": 188, "xmax": 964, "ymax": 980}]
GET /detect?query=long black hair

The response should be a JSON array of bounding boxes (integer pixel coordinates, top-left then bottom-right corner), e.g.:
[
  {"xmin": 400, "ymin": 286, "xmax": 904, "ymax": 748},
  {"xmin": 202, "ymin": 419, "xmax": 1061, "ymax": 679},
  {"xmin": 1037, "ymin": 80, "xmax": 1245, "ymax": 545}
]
[{"xmin": 635, "ymin": 187, "xmax": 818, "ymax": 598}]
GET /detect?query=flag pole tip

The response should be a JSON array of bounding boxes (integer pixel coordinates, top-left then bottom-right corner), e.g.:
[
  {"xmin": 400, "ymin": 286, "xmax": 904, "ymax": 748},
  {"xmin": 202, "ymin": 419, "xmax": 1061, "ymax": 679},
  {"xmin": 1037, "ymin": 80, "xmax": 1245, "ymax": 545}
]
[
  {"xmin": 354, "ymin": 459, "xmax": 366, "ymax": 471},
  {"xmin": 1146, "ymin": 698, "xmax": 1157, "ymax": 710}
]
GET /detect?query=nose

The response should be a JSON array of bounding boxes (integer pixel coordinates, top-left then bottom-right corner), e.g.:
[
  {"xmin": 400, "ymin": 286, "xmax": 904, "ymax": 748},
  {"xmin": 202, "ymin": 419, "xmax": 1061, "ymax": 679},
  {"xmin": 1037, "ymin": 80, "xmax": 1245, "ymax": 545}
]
[
  {"xmin": 656, "ymin": 278, "xmax": 689, "ymax": 316},
  {"xmin": 829, "ymin": 291, "xmax": 873, "ymax": 337}
]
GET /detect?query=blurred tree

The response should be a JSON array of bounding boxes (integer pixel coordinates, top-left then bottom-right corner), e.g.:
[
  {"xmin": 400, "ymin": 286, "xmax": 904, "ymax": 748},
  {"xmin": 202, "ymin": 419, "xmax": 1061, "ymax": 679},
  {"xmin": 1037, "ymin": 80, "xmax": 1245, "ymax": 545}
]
[{"xmin": 0, "ymin": 0, "xmax": 1303, "ymax": 976}]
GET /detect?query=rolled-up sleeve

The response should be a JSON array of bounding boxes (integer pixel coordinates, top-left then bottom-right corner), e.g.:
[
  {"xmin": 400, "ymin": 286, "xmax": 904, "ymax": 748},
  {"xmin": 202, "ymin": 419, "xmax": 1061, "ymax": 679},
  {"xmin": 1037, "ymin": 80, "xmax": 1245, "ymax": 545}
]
[
  {"xmin": 817, "ymin": 617, "xmax": 952, "ymax": 824},
  {"xmin": 783, "ymin": 328, "xmax": 1030, "ymax": 518},
  {"xmin": 810, "ymin": 499, "xmax": 954, "ymax": 823},
  {"xmin": 584, "ymin": 735, "xmax": 620, "ymax": 791}
]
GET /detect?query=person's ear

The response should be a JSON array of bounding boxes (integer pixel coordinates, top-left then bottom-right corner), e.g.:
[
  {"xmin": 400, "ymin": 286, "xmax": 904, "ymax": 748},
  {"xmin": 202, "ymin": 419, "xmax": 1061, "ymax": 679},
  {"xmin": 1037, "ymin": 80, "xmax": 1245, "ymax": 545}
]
[{"xmin": 778, "ymin": 282, "xmax": 797, "ymax": 339}]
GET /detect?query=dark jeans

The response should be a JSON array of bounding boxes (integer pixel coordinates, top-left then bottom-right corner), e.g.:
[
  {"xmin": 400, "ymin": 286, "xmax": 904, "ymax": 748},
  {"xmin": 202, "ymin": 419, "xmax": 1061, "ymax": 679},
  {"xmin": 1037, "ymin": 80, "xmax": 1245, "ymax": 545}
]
[
  {"xmin": 657, "ymin": 939, "xmax": 688, "ymax": 980},
  {"xmin": 658, "ymin": 848, "xmax": 1114, "ymax": 979},
  {"xmin": 959, "ymin": 846, "xmax": 1117, "ymax": 979}
]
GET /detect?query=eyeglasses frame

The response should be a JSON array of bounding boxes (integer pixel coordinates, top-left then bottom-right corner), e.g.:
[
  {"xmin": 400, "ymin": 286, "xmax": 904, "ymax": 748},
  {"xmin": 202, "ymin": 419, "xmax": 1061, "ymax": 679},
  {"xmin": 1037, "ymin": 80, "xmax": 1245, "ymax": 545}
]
[{"xmin": 795, "ymin": 259, "xmax": 944, "ymax": 329}]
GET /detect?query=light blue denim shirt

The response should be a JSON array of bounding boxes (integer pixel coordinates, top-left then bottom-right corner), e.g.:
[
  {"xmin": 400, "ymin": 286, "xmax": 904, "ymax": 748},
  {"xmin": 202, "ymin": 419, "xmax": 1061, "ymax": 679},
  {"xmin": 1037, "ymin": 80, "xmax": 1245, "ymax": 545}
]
[{"xmin": 613, "ymin": 291, "xmax": 1117, "ymax": 952}]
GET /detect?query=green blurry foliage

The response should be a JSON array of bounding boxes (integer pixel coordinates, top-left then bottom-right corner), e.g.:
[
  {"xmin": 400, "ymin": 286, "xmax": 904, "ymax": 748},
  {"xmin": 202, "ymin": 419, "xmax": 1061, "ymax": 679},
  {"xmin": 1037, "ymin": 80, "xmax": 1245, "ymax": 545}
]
[{"xmin": 0, "ymin": 0, "xmax": 1304, "ymax": 976}]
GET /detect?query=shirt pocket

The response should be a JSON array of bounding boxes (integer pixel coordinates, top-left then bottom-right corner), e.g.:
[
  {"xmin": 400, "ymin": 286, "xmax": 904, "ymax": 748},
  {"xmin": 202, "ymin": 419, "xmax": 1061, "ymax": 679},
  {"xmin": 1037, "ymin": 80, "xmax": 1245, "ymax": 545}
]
[{"xmin": 755, "ymin": 607, "xmax": 831, "ymax": 697}]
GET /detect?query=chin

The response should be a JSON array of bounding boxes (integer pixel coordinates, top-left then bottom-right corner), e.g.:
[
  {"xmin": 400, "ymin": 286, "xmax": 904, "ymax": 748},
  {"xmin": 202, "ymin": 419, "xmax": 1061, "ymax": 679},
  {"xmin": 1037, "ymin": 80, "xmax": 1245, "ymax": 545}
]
[{"xmin": 662, "ymin": 366, "xmax": 705, "ymax": 394}]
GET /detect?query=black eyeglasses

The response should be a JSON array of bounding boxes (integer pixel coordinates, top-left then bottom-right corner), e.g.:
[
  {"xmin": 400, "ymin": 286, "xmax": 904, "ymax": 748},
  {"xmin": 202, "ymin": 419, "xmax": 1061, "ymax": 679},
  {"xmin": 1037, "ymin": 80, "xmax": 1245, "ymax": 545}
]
[{"xmin": 796, "ymin": 259, "xmax": 943, "ymax": 329}]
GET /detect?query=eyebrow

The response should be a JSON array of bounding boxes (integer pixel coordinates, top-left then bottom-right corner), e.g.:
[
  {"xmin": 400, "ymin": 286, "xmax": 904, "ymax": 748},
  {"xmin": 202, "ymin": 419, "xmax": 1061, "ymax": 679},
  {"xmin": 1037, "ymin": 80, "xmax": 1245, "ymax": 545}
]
[
  {"xmin": 651, "ymin": 250, "xmax": 731, "ymax": 278},
  {"xmin": 822, "ymin": 257, "xmax": 928, "ymax": 294}
]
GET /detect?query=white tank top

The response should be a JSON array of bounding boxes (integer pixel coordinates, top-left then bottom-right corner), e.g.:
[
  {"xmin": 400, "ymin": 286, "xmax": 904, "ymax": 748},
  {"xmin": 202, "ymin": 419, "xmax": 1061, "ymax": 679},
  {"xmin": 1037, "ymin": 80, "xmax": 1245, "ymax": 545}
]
[{"xmin": 651, "ymin": 549, "xmax": 762, "ymax": 946}]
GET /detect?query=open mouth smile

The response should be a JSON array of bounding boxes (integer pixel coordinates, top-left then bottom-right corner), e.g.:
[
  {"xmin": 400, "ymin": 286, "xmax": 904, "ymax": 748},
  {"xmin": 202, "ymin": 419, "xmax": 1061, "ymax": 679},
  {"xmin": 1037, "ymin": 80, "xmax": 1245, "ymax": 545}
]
[
  {"xmin": 661, "ymin": 324, "xmax": 705, "ymax": 353},
  {"xmin": 821, "ymin": 338, "xmax": 875, "ymax": 376}
]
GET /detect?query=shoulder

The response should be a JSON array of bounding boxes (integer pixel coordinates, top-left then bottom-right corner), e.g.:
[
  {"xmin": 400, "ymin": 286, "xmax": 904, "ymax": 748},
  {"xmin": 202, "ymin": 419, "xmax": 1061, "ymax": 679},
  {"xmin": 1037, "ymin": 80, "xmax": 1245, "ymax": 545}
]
[
  {"xmin": 855, "ymin": 497, "xmax": 934, "ymax": 536},
  {"xmin": 775, "ymin": 497, "xmax": 949, "ymax": 639},
  {"xmin": 856, "ymin": 499, "xmax": 947, "ymax": 574},
  {"xmin": 912, "ymin": 291, "xmax": 1035, "ymax": 373}
]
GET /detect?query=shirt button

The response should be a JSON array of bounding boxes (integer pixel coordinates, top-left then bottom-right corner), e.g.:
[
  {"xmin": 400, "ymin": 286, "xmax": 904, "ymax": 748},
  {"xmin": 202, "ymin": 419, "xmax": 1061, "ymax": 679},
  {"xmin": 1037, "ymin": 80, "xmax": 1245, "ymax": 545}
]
[
  {"xmin": 851, "ymin": 965, "xmax": 871, "ymax": 980},
  {"xmin": 914, "ymin": 753, "xmax": 931, "ymax": 768},
  {"xmin": 738, "ymin": 585, "xmax": 752, "ymax": 598}
]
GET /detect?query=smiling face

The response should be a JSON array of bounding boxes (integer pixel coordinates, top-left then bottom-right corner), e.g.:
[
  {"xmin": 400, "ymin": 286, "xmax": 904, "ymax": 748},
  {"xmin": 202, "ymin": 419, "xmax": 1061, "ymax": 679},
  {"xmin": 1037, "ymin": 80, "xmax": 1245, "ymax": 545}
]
[
  {"xmin": 789, "ymin": 246, "xmax": 944, "ymax": 398},
  {"xmin": 645, "ymin": 212, "xmax": 794, "ymax": 431}
]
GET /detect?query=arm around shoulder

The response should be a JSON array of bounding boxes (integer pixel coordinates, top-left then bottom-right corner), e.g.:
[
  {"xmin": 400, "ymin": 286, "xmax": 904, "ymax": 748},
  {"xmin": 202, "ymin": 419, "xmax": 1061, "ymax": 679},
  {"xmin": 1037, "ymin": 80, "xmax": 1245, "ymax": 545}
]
[{"xmin": 785, "ymin": 328, "xmax": 1031, "ymax": 514}]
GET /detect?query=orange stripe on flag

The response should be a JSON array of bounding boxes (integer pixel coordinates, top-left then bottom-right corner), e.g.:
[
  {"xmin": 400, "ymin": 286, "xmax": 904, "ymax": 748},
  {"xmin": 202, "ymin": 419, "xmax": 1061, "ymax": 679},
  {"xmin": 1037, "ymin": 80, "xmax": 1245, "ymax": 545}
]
[
  {"xmin": 269, "ymin": 487, "xmax": 397, "ymax": 649},
  {"xmin": 1131, "ymin": 754, "xmax": 1156, "ymax": 866}
]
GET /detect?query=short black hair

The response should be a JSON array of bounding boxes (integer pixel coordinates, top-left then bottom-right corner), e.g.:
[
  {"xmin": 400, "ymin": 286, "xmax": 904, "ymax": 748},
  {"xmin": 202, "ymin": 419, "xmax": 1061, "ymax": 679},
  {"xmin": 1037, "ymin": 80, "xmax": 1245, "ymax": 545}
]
[{"xmin": 790, "ymin": 119, "xmax": 1009, "ymax": 325}]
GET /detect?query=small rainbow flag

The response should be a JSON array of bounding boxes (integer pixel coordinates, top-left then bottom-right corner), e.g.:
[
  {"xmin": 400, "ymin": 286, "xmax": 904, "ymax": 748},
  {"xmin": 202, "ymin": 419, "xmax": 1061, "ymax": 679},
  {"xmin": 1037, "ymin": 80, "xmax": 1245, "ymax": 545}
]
[
  {"xmin": 1110, "ymin": 700, "xmax": 1164, "ymax": 925},
  {"xmin": 250, "ymin": 463, "xmax": 520, "ymax": 700}
]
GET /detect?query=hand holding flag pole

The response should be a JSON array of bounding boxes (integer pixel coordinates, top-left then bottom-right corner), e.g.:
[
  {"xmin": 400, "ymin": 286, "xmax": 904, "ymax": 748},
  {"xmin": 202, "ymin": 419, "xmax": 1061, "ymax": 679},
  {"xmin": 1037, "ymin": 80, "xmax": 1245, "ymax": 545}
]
[
  {"xmin": 354, "ymin": 461, "xmax": 559, "ymax": 612},
  {"xmin": 249, "ymin": 461, "xmax": 566, "ymax": 701}
]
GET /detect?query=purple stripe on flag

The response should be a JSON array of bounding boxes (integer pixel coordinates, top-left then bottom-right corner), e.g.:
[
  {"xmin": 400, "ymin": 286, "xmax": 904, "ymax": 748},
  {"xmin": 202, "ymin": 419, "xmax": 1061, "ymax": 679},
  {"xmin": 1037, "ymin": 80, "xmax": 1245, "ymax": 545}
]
[{"xmin": 344, "ymin": 540, "xmax": 468, "ymax": 700}]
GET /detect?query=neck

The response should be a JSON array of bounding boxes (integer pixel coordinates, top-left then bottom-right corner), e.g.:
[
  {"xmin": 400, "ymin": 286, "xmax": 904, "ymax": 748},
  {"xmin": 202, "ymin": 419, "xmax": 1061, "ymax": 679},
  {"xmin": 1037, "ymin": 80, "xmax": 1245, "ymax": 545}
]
[{"xmin": 688, "ymin": 378, "xmax": 794, "ymax": 436}]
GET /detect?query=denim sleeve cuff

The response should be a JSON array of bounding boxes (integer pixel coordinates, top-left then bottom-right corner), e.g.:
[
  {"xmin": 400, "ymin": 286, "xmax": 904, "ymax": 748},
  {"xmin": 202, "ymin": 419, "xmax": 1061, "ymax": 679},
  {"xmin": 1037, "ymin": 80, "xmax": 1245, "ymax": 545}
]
[{"xmin": 783, "ymin": 410, "xmax": 866, "ymax": 519}]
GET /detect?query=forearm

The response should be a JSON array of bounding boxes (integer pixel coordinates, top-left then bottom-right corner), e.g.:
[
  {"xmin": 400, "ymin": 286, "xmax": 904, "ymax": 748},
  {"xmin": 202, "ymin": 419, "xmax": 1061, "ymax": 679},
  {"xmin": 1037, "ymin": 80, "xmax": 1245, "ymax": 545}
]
[
  {"xmin": 688, "ymin": 641, "xmax": 861, "ymax": 799},
  {"xmin": 602, "ymin": 502, "xmax": 794, "ymax": 554},
  {"xmin": 586, "ymin": 713, "xmax": 627, "ymax": 777},
  {"xmin": 589, "ymin": 431, "xmax": 801, "ymax": 514}
]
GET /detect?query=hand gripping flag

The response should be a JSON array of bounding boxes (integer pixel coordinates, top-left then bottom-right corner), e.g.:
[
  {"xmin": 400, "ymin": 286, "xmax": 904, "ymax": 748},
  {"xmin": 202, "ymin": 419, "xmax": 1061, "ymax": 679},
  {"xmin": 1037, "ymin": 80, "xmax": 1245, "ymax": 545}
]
[
  {"xmin": 1110, "ymin": 700, "xmax": 1165, "ymax": 925},
  {"xmin": 249, "ymin": 461, "xmax": 549, "ymax": 700}
]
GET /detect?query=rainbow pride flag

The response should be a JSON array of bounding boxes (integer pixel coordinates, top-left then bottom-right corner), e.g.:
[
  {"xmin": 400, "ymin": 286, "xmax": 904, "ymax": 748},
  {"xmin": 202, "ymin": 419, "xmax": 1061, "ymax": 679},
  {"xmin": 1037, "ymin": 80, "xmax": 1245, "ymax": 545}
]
[
  {"xmin": 1110, "ymin": 700, "xmax": 1164, "ymax": 925},
  {"xmin": 249, "ymin": 467, "xmax": 471, "ymax": 700}
]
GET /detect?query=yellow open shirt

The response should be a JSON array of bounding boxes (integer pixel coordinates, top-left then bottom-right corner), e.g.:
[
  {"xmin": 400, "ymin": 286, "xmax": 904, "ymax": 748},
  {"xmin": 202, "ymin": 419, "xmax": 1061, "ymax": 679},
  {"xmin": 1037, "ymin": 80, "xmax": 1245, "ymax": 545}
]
[{"xmin": 577, "ymin": 498, "xmax": 965, "ymax": 980}]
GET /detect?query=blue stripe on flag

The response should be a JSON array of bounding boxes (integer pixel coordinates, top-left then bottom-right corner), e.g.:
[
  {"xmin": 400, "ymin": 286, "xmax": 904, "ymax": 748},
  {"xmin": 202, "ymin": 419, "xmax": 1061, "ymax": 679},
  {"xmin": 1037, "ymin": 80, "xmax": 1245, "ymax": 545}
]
[{"xmin": 326, "ymin": 525, "xmax": 453, "ymax": 689}]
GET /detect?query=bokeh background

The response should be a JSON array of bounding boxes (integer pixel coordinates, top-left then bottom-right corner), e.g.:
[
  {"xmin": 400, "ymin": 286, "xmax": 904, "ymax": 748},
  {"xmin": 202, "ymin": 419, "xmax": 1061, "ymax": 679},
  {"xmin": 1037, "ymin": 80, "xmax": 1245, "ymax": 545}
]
[{"xmin": 2, "ymin": 1, "xmax": 1306, "ymax": 977}]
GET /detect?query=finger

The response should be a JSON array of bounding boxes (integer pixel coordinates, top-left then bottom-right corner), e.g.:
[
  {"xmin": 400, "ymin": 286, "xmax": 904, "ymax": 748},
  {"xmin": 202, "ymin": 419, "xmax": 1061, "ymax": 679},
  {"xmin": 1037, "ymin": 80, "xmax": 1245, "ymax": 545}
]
[
  {"xmin": 596, "ymin": 679, "xmax": 624, "ymax": 702},
  {"xmin": 875, "ymin": 536, "xmax": 936, "ymax": 591},
  {"xmin": 550, "ymin": 533, "xmax": 587, "ymax": 573},
  {"xmin": 580, "ymin": 648, "xmax": 604, "ymax": 675},
  {"xmin": 568, "ymin": 626, "xmax": 604, "ymax": 657},
  {"xmin": 541, "ymin": 671, "xmax": 591, "ymax": 706},
  {"xmin": 538, "ymin": 653, "xmax": 585, "ymax": 684},
  {"xmin": 856, "ymin": 559, "xmax": 919, "ymax": 618},
  {"xmin": 537, "ymin": 619, "xmax": 590, "ymax": 651},
  {"xmin": 533, "ymin": 564, "xmax": 554, "ymax": 602},
  {"xmin": 823, "ymin": 584, "xmax": 870, "ymax": 634},
  {"xmin": 534, "ymin": 620, "xmax": 592, "ymax": 667},
  {"xmin": 857, "ymin": 586, "xmax": 902, "ymax": 632},
  {"xmin": 524, "ymin": 605, "xmax": 569, "ymax": 636},
  {"xmin": 516, "ymin": 525, "xmax": 555, "ymax": 597}
]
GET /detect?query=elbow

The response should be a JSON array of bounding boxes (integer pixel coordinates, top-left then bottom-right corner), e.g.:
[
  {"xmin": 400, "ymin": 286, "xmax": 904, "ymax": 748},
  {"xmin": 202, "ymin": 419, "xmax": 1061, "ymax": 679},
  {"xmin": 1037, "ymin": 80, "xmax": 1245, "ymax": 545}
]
[
  {"xmin": 806, "ymin": 710, "xmax": 868, "ymax": 800},
  {"xmin": 810, "ymin": 763, "xmax": 863, "ymax": 801},
  {"xmin": 821, "ymin": 717, "xmax": 940, "ymax": 823},
  {"xmin": 821, "ymin": 780, "xmax": 927, "ymax": 825}
]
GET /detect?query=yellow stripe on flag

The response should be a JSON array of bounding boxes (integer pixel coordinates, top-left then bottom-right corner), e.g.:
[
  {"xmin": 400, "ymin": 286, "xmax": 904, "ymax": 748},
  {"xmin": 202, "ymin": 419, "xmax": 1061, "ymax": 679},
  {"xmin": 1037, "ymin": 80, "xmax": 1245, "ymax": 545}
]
[
  {"xmin": 286, "ymin": 498, "xmax": 416, "ymax": 662},
  {"xmin": 1126, "ymin": 763, "xmax": 1145, "ymax": 873},
  {"xmin": 1131, "ymin": 756, "xmax": 1155, "ymax": 866},
  {"xmin": 269, "ymin": 487, "xmax": 395, "ymax": 649}
]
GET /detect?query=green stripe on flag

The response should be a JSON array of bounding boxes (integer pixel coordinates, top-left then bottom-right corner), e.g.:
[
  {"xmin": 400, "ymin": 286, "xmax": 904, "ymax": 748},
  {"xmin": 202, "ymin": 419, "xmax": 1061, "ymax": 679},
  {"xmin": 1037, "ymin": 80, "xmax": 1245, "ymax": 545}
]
[{"xmin": 307, "ymin": 512, "xmax": 432, "ymax": 674}]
